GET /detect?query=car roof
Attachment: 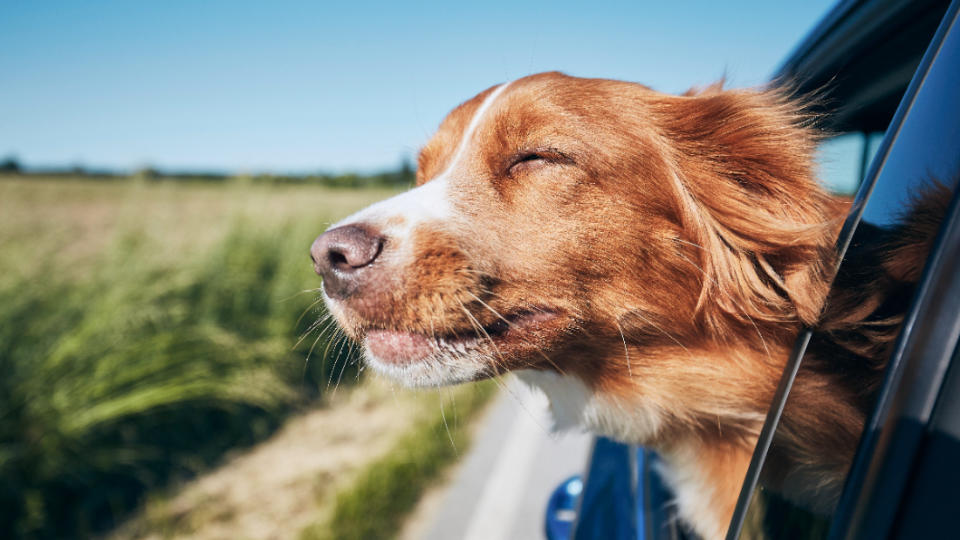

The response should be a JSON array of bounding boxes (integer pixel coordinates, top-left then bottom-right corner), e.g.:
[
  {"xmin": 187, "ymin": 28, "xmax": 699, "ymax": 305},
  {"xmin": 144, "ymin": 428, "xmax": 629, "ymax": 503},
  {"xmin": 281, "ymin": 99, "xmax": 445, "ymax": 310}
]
[{"xmin": 774, "ymin": 0, "xmax": 950, "ymax": 132}]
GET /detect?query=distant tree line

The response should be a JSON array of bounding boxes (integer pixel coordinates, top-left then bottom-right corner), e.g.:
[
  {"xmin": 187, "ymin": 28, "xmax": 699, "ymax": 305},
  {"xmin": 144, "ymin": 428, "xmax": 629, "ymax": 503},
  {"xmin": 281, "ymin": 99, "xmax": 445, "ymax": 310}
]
[
  {"xmin": 0, "ymin": 155, "xmax": 416, "ymax": 188},
  {"xmin": 0, "ymin": 156, "xmax": 21, "ymax": 174}
]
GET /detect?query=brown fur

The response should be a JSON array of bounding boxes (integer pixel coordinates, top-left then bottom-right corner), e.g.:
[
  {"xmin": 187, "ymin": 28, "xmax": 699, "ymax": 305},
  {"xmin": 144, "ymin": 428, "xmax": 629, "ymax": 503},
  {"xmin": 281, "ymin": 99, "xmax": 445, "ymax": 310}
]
[
  {"xmin": 766, "ymin": 182, "xmax": 951, "ymax": 511},
  {"xmin": 318, "ymin": 72, "xmax": 947, "ymax": 538}
]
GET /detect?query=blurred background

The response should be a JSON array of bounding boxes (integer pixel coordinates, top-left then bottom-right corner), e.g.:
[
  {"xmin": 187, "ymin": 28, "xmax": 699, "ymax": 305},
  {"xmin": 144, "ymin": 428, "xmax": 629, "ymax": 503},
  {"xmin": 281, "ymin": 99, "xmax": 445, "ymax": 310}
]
[{"xmin": 1, "ymin": 1, "xmax": 835, "ymax": 538}]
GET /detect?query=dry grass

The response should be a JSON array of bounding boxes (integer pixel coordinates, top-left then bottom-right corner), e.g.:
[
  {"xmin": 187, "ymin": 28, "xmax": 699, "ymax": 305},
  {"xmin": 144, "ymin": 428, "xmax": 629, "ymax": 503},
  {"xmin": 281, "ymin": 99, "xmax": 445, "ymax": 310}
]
[
  {"xmin": 110, "ymin": 379, "xmax": 485, "ymax": 540},
  {"xmin": 1, "ymin": 175, "xmax": 497, "ymax": 539},
  {"xmin": 0, "ymin": 175, "xmax": 402, "ymax": 537},
  {"xmin": 0, "ymin": 175, "xmax": 397, "ymax": 279}
]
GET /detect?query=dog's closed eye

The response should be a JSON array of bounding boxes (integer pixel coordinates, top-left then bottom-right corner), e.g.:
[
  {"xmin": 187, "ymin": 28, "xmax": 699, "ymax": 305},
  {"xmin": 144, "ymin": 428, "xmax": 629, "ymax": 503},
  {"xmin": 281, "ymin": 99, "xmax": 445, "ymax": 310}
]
[{"xmin": 507, "ymin": 149, "xmax": 573, "ymax": 177}]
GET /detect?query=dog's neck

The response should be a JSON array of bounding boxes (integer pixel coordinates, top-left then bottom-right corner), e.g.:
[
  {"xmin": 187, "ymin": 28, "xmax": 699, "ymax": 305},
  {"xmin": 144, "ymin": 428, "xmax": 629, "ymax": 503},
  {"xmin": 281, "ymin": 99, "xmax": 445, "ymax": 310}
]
[
  {"xmin": 517, "ymin": 365, "xmax": 759, "ymax": 540},
  {"xmin": 516, "ymin": 340, "xmax": 780, "ymax": 540},
  {"xmin": 517, "ymin": 329, "xmax": 881, "ymax": 539}
]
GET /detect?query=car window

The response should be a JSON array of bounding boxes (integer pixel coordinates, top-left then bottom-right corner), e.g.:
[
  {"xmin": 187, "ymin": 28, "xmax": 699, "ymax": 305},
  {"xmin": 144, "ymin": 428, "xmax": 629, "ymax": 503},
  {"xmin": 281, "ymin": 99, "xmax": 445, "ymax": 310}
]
[
  {"xmin": 735, "ymin": 4, "xmax": 960, "ymax": 538},
  {"xmin": 816, "ymin": 131, "xmax": 884, "ymax": 196}
]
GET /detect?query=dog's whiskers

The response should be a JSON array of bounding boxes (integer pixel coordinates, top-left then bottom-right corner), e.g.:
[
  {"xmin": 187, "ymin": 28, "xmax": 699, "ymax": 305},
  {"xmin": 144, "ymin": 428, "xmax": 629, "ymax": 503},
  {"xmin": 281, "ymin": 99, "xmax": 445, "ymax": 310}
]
[
  {"xmin": 456, "ymin": 298, "xmax": 508, "ymax": 376},
  {"xmin": 331, "ymin": 331, "xmax": 354, "ymax": 395},
  {"xmin": 464, "ymin": 290, "xmax": 512, "ymax": 327},
  {"xmin": 302, "ymin": 327, "xmax": 327, "ymax": 381},
  {"xmin": 300, "ymin": 316, "xmax": 341, "ymax": 380},
  {"xmin": 460, "ymin": 293, "xmax": 567, "ymax": 377},
  {"xmin": 439, "ymin": 390, "xmax": 457, "ymax": 453},
  {"xmin": 324, "ymin": 329, "xmax": 348, "ymax": 392},
  {"xmin": 293, "ymin": 311, "xmax": 333, "ymax": 350},
  {"xmin": 615, "ymin": 320, "xmax": 633, "ymax": 378},
  {"xmin": 293, "ymin": 292, "xmax": 331, "ymax": 328},
  {"xmin": 281, "ymin": 287, "xmax": 324, "ymax": 304}
]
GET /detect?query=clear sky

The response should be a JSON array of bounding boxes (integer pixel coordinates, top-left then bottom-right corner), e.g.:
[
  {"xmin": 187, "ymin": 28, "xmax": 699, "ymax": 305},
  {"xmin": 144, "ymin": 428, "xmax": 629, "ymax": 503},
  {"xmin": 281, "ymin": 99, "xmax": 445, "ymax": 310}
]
[{"xmin": 0, "ymin": 0, "xmax": 836, "ymax": 174}]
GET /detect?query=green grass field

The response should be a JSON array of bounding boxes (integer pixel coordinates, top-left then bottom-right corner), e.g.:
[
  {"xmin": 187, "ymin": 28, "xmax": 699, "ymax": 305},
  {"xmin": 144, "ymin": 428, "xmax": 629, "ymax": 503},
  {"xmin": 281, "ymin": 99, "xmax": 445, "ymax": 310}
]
[{"xmin": 0, "ymin": 175, "xmax": 401, "ymax": 538}]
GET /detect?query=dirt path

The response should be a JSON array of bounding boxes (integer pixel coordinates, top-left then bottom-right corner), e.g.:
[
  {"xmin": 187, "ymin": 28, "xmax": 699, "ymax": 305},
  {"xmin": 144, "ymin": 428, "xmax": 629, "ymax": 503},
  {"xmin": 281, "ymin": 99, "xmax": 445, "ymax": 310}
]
[{"xmin": 112, "ymin": 379, "xmax": 442, "ymax": 540}]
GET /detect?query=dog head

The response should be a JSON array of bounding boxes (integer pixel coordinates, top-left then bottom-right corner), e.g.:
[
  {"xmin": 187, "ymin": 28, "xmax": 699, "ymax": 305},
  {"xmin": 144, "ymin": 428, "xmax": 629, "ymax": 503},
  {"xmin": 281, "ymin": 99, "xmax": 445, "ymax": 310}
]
[{"xmin": 311, "ymin": 72, "xmax": 844, "ymax": 419}]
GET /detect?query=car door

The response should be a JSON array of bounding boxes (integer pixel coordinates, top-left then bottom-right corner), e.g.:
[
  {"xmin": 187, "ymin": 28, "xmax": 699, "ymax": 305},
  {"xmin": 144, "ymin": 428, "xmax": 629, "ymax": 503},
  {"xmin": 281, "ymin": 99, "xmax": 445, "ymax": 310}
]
[{"xmin": 727, "ymin": 1, "xmax": 960, "ymax": 538}]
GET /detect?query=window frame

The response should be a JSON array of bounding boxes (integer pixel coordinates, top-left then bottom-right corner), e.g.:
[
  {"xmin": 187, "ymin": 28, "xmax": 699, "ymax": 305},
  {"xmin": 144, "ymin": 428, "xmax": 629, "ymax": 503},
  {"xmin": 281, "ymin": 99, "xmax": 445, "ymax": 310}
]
[{"xmin": 726, "ymin": 2, "xmax": 960, "ymax": 538}]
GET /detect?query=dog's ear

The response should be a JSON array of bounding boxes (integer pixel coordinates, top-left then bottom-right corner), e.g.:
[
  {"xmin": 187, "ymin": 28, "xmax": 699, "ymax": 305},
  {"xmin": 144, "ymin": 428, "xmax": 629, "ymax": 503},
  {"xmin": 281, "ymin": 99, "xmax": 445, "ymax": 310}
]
[{"xmin": 655, "ymin": 87, "xmax": 848, "ymax": 332}]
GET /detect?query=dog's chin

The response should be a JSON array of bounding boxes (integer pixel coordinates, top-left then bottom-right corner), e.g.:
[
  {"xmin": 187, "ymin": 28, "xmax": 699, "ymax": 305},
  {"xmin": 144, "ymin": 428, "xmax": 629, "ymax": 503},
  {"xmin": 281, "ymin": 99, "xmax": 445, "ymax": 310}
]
[
  {"xmin": 363, "ymin": 340, "xmax": 492, "ymax": 387},
  {"xmin": 340, "ymin": 308, "xmax": 566, "ymax": 387}
]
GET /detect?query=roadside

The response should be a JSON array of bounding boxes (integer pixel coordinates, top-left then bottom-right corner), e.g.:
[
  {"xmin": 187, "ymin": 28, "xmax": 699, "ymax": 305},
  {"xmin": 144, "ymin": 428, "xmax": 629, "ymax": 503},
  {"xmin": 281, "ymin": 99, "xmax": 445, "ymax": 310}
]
[
  {"xmin": 401, "ymin": 378, "xmax": 593, "ymax": 540},
  {"xmin": 109, "ymin": 375, "xmax": 590, "ymax": 540},
  {"xmin": 110, "ymin": 379, "xmax": 468, "ymax": 540}
]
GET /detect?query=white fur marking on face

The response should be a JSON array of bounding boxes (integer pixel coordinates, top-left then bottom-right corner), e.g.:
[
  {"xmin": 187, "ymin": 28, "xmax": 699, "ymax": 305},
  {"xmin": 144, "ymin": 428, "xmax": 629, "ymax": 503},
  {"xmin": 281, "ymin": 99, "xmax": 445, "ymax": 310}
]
[
  {"xmin": 323, "ymin": 81, "xmax": 517, "ymax": 389},
  {"xmin": 330, "ymin": 176, "xmax": 451, "ymax": 238},
  {"xmin": 433, "ymin": 80, "xmax": 514, "ymax": 182},
  {"xmin": 331, "ymin": 80, "xmax": 514, "ymax": 237}
]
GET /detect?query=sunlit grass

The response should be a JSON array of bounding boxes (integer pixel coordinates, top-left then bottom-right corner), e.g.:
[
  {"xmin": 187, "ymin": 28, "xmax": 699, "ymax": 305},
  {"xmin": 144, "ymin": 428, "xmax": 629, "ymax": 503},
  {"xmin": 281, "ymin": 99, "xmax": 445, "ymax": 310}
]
[{"xmin": 0, "ymin": 175, "xmax": 398, "ymax": 538}]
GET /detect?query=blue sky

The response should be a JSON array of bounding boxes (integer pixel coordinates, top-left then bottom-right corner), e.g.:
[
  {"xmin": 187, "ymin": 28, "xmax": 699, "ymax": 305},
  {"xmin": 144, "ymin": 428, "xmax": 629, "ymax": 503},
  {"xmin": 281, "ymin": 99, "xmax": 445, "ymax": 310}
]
[{"xmin": 0, "ymin": 1, "xmax": 836, "ymax": 174}]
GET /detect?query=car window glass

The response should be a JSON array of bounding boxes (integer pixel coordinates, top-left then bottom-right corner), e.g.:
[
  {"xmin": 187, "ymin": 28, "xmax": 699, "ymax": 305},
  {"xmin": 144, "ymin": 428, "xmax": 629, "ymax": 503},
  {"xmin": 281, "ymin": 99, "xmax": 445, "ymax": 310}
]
[
  {"xmin": 865, "ymin": 131, "xmax": 884, "ymax": 172},
  {"xmin": 815, "ymin": 131, "xmax": 884, "ymax": 196},
  {"xmin": 815, "ymin": 132, "xmax": 880, "ymax": 196},
  {"xmin": 740, "ymin": 7, "xmax": 960, "ymax": 538}
]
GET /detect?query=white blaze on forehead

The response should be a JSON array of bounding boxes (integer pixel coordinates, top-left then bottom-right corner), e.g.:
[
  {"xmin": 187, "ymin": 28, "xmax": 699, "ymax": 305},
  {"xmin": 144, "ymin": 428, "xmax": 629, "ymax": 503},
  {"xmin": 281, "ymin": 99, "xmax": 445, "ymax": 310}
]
[
  {"xmin": 331, "ymin": 80, "xmax": 514, "ymax": 236},
  {"xmin": 432, "ymin": 79, "xmax": 513, "ymax": 184}
]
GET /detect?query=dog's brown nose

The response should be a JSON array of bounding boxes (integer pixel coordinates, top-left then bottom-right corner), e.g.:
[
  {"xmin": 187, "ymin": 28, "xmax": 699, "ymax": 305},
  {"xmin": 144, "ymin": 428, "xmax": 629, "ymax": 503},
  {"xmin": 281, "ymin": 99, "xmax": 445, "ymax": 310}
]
[{"xmin": 311, "ymin": 225, "xmax": 384, "ymax": 298}]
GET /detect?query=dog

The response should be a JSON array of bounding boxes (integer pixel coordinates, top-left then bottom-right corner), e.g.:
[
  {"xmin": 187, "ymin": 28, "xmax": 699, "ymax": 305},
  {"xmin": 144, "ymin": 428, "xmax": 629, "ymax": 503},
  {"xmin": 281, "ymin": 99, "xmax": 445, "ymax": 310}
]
[{"xmin": 310, "ymin": 72, "xmax": 940, "ymax": 539}]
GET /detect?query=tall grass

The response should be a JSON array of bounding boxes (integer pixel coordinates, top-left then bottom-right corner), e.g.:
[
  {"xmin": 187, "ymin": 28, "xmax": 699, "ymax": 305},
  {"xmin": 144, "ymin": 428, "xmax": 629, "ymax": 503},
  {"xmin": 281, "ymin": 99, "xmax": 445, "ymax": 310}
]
[{"xmin": 0, "ymin": 177, "xmax": 395, "ymax": 538}]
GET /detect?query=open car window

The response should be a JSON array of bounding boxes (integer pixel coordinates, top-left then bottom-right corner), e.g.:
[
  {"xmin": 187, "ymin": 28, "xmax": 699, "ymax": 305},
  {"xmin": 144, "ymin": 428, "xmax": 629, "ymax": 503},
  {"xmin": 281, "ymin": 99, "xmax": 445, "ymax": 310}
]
[
  {"xmin": 816, "ymin": 131, "xmax": 884, "ymax": 196},
  {"xmin": 730, "ymin": 2, "xmax": 960, "ymax": 538}
]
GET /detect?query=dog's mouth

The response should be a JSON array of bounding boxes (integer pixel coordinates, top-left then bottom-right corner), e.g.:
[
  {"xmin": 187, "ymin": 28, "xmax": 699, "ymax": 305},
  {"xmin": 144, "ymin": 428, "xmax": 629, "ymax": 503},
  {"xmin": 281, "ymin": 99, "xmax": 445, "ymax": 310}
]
[{"xmin": 364, "ymin": 308, "xmax": 561, "ymax": 366}]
